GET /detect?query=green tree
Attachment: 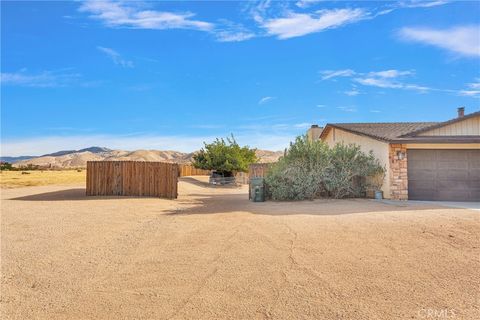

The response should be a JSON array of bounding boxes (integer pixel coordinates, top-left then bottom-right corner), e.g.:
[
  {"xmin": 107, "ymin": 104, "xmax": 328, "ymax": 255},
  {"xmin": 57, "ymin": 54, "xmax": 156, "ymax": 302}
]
[
  {"xmin": 193, "ymin": 135, "xmax": 257, "ymax": 175},
  {"xmin": 0, "ymin": 162, "xmax": 13, "ymax": 171}
]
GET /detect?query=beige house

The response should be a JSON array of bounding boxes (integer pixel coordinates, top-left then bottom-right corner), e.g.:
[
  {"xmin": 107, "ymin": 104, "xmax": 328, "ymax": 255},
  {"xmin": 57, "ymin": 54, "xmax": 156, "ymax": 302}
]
[{"xmin": 308, "ymin": 108, "xmax": 480, "ymax": 201}]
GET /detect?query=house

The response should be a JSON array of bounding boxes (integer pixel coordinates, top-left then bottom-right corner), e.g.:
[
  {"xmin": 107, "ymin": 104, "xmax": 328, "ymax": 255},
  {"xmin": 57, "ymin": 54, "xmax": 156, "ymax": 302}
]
[{"xmin": 309, "ymin": 108, "xmax": 480, "ymax": 201}]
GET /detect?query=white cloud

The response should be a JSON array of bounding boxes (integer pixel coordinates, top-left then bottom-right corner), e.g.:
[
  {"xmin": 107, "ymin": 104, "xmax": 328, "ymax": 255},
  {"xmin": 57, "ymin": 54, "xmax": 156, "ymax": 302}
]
[
  {"xmin": 97, "ymin": 46, "xmax": 134, "ymax": 68},
  {"xmin": 262, "ymin": 8, "xmax": 368, "ymax": 39},
  {"xmin": 316, "ymin": 104, "xmax": 326, "ymax": 108},
  {"xmin": 295, "ymin": 0, "xmax": 324, "ymax": 9},
  {"xmin": 368, "ymin": 69, "xmax": 414, "ymax": 78},
  {"xmin": 79, "ymin": 0, "xmax": 214, "ymax": 31},
  {"xmin": 258, "ymin": 96, "xmax": 275, "ymax": 104},
  {"xmin": 293, "ymin": 122, "xmax": 311, "ymax": 129},
  {"xmin": 398, "ymin": 1, "xmax": 449, "ymax": 8},
  {"xmin": 458, "ymin": 79, "xmax": 480, "ymax": 97},
  {"xmin": 320, "ymin": 69, "xmax": 355, "ymax": 80},
  {"xmin": 337, "ymin": 106, "xmax": 357, "ymax": 112},
  {"xmin": 459, "ymin": 90, "xmax": 480, "ymax": 97},
  {"xmin": 1, "ymin": 70, "xmax": 81, "ymax": 87},
  {"xmin": 370, "ymin": 109, "xmax": 381, "ymax": 113},
  {"xmin": 216, "ymin": 31, "xmax": 255, "ymax": 42},
  {"xmin": 399, "ymin": 25, "xmax": 480, "ymax": 57},
  {"xmin": 354, "ymin": 77, "xmax": 403, "ymax": 89},
  {"xmin": 344, "ymin": 88, "xmax": 361, "ymax": 96},
  {"xmin": 320, "ymin": 68, "xmax": 431, "ymax": 92}
]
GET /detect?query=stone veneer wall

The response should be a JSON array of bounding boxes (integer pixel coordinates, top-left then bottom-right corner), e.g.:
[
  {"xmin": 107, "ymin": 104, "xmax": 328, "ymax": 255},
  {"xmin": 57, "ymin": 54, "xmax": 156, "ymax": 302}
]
[{"xmin": 389, "ymin": 144, "xmax": 408, "ymax": 200}]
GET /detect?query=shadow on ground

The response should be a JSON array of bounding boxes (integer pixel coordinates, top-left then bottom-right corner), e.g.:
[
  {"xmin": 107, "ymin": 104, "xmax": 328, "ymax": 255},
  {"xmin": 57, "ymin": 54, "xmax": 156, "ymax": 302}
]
[
  {"xmin": 179, "ymin": 177, "xmax": 243, "ymax": 189},
  {"xmin": 8, "ymin": 177, "xmax": 447, "ymax": 216},
  {"xmin": 9, "ymin": 188, "xmax": 161, "ymax": 201}
]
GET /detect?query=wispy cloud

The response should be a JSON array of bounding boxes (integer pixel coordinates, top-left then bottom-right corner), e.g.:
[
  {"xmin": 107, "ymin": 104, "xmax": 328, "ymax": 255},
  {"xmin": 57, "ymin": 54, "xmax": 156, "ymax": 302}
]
[
  {"xmin": 97, "ymin": 46, "xmax": 134, "ymax": 68},
  {"xmin": 295, "ymin": 0, "xmax": 324, "ymax": 9},
  {"xmin": 343, "ymin": 88, "xmax": 361, "ymax": 96},
  {"xmin": 320, "ymin": 68, "xmax": 431, "ymax": 93},
  {"xmin": 261, "ymin": 8, "xmax": 369, "ymax": 39},
  {"xmin": 337, "ymin": 106, "xmax": 357, "ymax": 112},
  {"xmin": 399, "ymin": 25, "xmax": 480, "ymax": 57},
  {"xmin": 1, "ymin": 69, "xmax": 81, "ymax": 87},
  {"xmin": 398, "ymin": 1, "xmax": 449, "ymax": 8},
  {"xmin": 258, "ymin": 96, "xmax": 275, "ymax": 104},
  {"xmin": 293, "ymin": 122, "xmax": 311, "ymax": 129},
  {"xmin": 320, "ymin": 69, "xmax": 355, "ymax": 80},
  {"xmin": 215, "ymin": 20, "xmax": 256, "ymax": 42},
  {"xmin": 458, "ymin": 79, "xmax": 480, "ymax": 97},
  {"xmin": 79, "ymin": 0, "xmax": 214, "ymax": 31}
]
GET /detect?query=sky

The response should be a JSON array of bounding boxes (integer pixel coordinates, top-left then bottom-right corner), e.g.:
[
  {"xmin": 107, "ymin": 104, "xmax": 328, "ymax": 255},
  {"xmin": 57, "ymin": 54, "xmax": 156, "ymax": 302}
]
[{"xmin": 1, "ymin": 0, "xmax": 480, "ymax": 156}]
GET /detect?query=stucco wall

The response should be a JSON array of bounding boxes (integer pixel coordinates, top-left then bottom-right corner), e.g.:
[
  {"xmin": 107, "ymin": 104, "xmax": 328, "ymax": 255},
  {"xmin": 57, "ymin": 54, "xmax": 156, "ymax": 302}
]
[
  {"xmin": 322, "ymin": 128, "xmax": 391, "ymax": 198},
  {"xmin": 307, "ymin": 126, "xmax": 323, "ymax": 141},
  {"xmin": 419, "ymin": 115, "xmax": 480, "ymax": 136}
]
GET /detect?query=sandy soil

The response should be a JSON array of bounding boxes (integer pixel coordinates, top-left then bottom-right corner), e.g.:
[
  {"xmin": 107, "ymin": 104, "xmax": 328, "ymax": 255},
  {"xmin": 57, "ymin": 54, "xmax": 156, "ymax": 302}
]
[
  {"xmin": 0, "ymin": 170, "xmax": 86, "ymax": 188},
  {"xmin": 1, "ymin": 176, "xmax": 479, "ymax": 319}
]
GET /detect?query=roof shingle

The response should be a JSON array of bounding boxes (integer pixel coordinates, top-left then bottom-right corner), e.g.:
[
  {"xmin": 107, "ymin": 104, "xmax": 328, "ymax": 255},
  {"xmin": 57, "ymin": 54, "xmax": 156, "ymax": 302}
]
[{"xmin": 326, "ymin": 122, "xmax": 438, "ymax": 141}]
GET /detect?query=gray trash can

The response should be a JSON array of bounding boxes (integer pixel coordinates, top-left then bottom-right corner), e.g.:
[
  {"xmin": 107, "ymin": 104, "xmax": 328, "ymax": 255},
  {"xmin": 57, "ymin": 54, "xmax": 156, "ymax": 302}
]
[{"xmin": 250, "ymin": 177, "xmax": 265, "ymax": 202}]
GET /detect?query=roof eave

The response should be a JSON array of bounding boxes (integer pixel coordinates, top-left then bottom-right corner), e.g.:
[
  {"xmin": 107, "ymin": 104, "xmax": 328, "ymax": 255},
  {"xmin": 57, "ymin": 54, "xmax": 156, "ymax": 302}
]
[
  {"xmin": 401, "ymin": 111, "xmax": 480, "ymax": 137},
  {"xmin": 391, "ymin": 136, "xmax": 480, "ymax": 144},
  {"xmin": 319, "ymin": 124, "xmax": 391, "ymax": 143}
]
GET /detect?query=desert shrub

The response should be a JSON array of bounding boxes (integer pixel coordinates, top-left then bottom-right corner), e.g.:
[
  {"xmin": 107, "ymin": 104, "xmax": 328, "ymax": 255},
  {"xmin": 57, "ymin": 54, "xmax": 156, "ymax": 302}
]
[
  {"xmin": 323, "ymin": 143, "xmax": 384, "ymax": 198},
  {"xmin": 0, "ymin": 162, "xmax": 13, "ymax": 171},
  {"xmin": 265, "ymin": 136, "xmax": 384, "ymax": 200},
  {"xmin": 265, "ymin": 136, "xmax": 330, "ymax": 200}
]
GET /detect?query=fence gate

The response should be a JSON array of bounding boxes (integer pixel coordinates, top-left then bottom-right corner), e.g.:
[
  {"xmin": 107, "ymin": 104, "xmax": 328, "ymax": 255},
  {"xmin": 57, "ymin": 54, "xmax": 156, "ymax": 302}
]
[{"xmin": 86, "ymin": 161, "xmax": 178, "ymax": 199}]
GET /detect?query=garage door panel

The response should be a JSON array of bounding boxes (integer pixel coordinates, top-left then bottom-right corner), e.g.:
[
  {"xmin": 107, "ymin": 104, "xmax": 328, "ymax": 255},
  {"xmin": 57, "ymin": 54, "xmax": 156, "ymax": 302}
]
[
  {"xmin": 468, "ymin": 169, "xmax": 480, "ymax": 179},
  {"xmin": 437, "ymin": 161, "xmax": 468, "ymax": 170},
  {"xmin": 436, "ymin": 150, "xmax": 467, "ymax": 161},
  {"xmin": 408, "ymin": 151, "xmax": 435, "ymax": 161},
  {"xmin": 408, "ymin": 149, "xmax": 480, "ymax": 201},
  {"xmin": 409, "ymin": 169, "xmax": 437, "ymax": 180},
  {"xmin": 437, "ymin": 170, "xmax": 469, "ymax": 180}
]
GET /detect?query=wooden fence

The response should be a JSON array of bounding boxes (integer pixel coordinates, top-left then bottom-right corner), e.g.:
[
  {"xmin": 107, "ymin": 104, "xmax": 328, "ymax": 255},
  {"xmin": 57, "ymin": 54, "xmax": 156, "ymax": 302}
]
[
  {"xmin": 178, "ymin": 164, "xmax": 211, "ymax": 177},
  {"xmin": 248, "ymin": 163, "xmax": 272, "ymax": 179},
  {"xmin": 86, "ymin": 161, "xmax": 178, "ymax": 199}
]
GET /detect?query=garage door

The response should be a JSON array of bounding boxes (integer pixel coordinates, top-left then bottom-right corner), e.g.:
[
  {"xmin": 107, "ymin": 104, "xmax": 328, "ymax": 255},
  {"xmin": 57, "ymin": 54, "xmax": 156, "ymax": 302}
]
[{"xmin": 407, "ymin": 149, "xmax": 480, "ymax": 201}]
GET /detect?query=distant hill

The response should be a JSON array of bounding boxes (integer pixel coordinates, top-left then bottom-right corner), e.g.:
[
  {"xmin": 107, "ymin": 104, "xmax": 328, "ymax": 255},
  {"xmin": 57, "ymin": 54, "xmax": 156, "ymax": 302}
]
[
  {"xmin": 41, "ymin": 146, "xmax": 112, "ymax": 157},
  {"xmin": 0, "ymin": 156, "xmax": 37, "ymax": 163},
  {"xmin": 12, "ymin": 147, "xmax": 282, "ymax": 169}
]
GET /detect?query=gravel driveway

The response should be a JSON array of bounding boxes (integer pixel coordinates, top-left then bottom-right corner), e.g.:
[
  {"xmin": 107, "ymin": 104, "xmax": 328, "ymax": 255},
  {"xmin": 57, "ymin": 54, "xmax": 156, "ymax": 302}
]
[{"xmin": 1, "ymin": 177, "xmax": 479, "ymax": 319}]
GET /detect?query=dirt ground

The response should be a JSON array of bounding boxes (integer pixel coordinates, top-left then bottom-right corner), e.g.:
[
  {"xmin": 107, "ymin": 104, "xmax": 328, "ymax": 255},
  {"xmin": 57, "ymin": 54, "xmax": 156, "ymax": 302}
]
[
  {"xmin": 0, "ymin": 170, "xmax": 86, "ymax": 188},
  {"xmin": 1, "ymin": 176, "xmax": 479, "ymax": 319}
]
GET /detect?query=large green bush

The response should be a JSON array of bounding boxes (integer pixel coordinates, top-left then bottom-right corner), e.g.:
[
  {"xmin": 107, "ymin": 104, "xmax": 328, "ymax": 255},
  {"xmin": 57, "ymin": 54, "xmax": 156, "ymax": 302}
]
[
  {"xmin": 265, "ymin": 136, "xmax": 385, "ymax": 200},
  {"xmin": 193, "ymin": 135, "xmax": 257, "ymax": 175}
]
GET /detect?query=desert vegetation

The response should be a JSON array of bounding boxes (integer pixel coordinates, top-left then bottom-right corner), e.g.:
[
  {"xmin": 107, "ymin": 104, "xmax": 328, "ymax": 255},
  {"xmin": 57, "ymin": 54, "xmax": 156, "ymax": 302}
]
[
  {"xmin": 265, "ymin": 136, "xmax": 385, "ymax": 200},
  {"xmin": 193, "ymin": 135, "xmax": 257, "ymax": 175},
  {"xmin": 0, "ymin": 170, "xmax": 86, "ymax": 188}
]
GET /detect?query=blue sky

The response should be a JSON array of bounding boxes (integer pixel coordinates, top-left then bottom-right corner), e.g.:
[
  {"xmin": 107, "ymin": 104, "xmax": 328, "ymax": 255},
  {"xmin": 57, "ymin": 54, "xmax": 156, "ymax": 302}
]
[{"xmin": 1, "ymin": 0, "xmax": 479, "ymax": 156}]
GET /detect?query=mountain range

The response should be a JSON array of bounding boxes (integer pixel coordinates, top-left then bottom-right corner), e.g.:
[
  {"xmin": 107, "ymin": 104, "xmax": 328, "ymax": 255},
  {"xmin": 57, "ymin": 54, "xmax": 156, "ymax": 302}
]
[{"xmin": 6, "ymin": 147, "xmax": 283, "ymax": 169}]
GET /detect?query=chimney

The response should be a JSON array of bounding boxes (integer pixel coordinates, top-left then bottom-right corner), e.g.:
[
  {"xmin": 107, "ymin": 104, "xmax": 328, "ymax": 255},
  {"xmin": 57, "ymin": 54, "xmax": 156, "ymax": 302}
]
[{"xmin": 457, "ymin": 107, "xmax": 465, "ymax": 118}]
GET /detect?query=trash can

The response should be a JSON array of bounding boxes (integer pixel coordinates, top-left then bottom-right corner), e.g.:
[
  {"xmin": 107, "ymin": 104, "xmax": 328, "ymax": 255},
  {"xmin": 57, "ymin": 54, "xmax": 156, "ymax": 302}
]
[{"xmin": 250, "ymin": 177, "xmax": 265, "ymax": 202}]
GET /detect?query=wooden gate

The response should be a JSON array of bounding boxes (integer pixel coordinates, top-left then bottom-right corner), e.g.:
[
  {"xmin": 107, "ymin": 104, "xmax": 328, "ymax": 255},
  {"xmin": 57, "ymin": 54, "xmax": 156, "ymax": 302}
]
[
  {"xmin": 86, "ymin": 161, "xmax": 178, "ymax": 199},
  {"xmin": 178, "ymin": 164, "xmax": 211, "ymax": 177}
]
